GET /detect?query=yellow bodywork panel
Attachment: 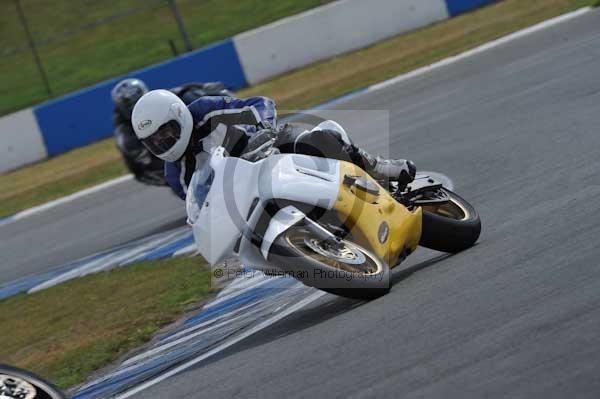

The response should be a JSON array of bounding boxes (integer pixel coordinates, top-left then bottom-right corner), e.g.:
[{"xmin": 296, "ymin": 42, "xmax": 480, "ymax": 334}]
[{"xmin": 334, "ymin": 162, "xmax": 422, "ymax": 267}]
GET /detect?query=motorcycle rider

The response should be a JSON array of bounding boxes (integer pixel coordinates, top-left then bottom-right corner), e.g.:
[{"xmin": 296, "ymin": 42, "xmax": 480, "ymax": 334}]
[
  {"xmin": 131, "ymin": 89, "xmax": 416, "ymax": 200},
  {"xmin": 111, "ymin": 78, "xmax": 231, "ymax": 185}
]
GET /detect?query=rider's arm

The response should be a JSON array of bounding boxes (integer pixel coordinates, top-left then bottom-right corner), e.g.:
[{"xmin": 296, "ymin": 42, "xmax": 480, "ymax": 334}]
[
  {"xmin": 188, "ymin": 96, "xmax": 277, "ymax": 132},
  {"xmin": 164, "ymin": 161, "xmax": 186, "ymax": 200}
]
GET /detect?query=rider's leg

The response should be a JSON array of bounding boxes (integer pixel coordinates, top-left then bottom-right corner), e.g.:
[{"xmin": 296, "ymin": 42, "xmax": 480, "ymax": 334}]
[{"xmin": 276, "ymin": 121, "xmax": 416, "ymax": 184}]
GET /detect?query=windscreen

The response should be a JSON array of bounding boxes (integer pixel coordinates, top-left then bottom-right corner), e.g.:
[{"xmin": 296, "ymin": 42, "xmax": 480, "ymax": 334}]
[{"xmin": 185, "ymin": 157, "xmax": 214, "ymax": 225}]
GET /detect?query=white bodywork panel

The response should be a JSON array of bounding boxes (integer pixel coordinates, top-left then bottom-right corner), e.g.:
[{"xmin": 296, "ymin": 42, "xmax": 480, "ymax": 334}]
[{"xmin": 186, "ymin": 147, "xmax": 341, "ymax": 266}]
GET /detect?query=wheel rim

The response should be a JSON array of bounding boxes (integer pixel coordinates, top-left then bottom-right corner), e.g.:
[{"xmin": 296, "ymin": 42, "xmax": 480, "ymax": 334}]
[
  {"xmin": 422, "ymin": 194, "xmax": 469, "ymax": 221},
  {"xmin": 303, "ymin": 237, "xmax": 367, "ymax": 265},
  {"xmin": 284, "ymin": 228, "xmax": 383, "ymax": 275},
  {"xmin": 0, "ymin": 374, "xmax": 37, "ymax": 399}
]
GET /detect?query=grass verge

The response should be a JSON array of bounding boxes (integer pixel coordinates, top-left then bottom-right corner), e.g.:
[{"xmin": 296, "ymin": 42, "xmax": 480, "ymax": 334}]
[
  {"xmin": 0, "ymin": 256, "xmax": 212, "ymax": 389},
  {"xmin": 0, "ymin": 0, "xmax": 330, "ymax": 115},
  {"xmin": 0, "ymin": 0, "xmax": 596, "ymax": 218}
]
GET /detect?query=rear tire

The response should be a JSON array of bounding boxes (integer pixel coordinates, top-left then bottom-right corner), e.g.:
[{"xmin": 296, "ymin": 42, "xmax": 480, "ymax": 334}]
[
  {"xmin": 268, "ymin": 226, "xmax": 390, "ymax": 300},
  {"xmin": 0, "ymin": 364, "xmax": 66, "ymax": 398},
  {"xmin": 419, "ymin": 189, "xmax": 481, "ymax": 253}
]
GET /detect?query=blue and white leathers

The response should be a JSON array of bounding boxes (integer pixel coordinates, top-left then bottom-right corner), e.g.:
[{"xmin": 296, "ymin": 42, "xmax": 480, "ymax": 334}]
[{"xmin": 165, "ymin": 96, "xmax": 276, "ymax": 199}]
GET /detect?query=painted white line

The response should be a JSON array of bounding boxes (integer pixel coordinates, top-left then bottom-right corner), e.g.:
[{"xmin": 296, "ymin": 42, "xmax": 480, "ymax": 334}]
[
  {"xmin": 366, "ymin": 7, "xmax": 592, "ymax": 93},
  {"xmin": 0, "ymin": 174, "xmax": 133, "ymax": 227},
  {"xmin": 114, "ymin": 290, "xmax": 326, "ymax": 399}
]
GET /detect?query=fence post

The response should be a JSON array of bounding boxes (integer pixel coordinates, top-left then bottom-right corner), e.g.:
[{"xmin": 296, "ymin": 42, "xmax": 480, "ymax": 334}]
[
  {"xmin": 167, "ymin": 0, "xmax": 192, "ymax": 52},
  {"xmin": 14, "ymin": 0, "xmax": 53, "ymax": 98}
]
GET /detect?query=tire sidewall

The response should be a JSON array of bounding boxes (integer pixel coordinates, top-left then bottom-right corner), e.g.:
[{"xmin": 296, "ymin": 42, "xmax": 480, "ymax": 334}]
[{"xmin": 419, "ymin": 189, "xmax": 481, "ymax": 253}]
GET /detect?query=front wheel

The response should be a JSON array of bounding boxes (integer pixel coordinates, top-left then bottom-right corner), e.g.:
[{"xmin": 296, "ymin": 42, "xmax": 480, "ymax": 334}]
[
  {"xmin": 419, "ymin": 189, "xmax": 481, "ymax": 253},
  {"xmin": 268, "ymin": 225, "xmax": 390, "ymax": 299}
]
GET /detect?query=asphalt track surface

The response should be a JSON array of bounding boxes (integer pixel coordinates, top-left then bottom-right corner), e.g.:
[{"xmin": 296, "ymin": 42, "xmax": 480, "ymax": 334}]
[
  {"xmin": 3, "ymin": 8, "xmax": 600, "ymax": 398},
  {"xmin": 0, "ymin": 182, "xmax": 184, "ymax": 284}
]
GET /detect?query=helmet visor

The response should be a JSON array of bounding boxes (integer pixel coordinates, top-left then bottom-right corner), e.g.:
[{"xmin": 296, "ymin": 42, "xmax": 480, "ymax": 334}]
[{"xmin": 141, "ymin": 120, "xmax": 181, "ymax": 156}]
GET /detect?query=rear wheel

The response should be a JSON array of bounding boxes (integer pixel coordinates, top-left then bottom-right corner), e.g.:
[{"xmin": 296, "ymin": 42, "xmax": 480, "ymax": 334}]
[
  {"xmin": 268, "ymin": 226, "xmax": 390, "ymax": 299},
  {"xmin": 0, "ymin": 364, "xmax": 66, "ymax": 398},
  {"xmin": 419, "ymin": 189, "xmax": 481, "ymax": 253}
]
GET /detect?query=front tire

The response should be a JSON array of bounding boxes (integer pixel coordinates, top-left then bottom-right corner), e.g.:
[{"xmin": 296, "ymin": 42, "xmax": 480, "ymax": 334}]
[
  {"xmin": 268, "ymin": 226, "xmax": 390, "ymax": 299},
  {"xmin": 419, "ymin": 189, "xmax": 481, "ymax": 253}
]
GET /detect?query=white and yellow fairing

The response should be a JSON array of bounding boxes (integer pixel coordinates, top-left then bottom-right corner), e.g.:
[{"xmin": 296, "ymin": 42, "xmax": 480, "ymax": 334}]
[{"xmin": 186, "ymin": 146, "xmax": 421, "ymax": 269}]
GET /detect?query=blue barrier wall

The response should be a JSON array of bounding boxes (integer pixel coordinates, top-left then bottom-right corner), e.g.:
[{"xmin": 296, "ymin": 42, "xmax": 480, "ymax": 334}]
[
  {"xmin": 34, "ymin": 39, "xmax": 247, "ymax": 156},
  {"xmin": 445, "ymin": 0, "xmax": 496, "ymax": 17}
]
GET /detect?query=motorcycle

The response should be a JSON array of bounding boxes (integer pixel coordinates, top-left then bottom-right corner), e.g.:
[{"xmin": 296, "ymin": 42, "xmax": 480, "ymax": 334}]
[
  {"xmin": 186, "ymin": 121, "xmax": 481, "ymax": 299},
  {"xmin": 115, "ymin": 82, "xmax": 233, "ymax": 186}
]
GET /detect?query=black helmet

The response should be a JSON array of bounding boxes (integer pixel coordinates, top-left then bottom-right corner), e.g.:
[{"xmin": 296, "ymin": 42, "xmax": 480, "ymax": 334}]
[{"xmin": 111, "ymin": 78, "xmax": 149, "ymax": 119}]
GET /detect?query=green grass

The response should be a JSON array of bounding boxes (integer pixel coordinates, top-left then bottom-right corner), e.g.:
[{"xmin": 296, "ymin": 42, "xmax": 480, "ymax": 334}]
[
  {"xmin": 0, "ymin": 0, "xmax": 331, "ymax": 115},
  {"xmin": 0, "ymin": 0, "xmax": 597, "ymax": 219},
  {"xmin": 0, "ymin": 256, "xmax": 213, "ymax": 389}
]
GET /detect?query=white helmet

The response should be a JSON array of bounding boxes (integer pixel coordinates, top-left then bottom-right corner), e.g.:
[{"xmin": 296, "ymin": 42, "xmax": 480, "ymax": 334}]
[{"xmin": 132, "ymin": 89, "xmax": 193, "ymax": 162}]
